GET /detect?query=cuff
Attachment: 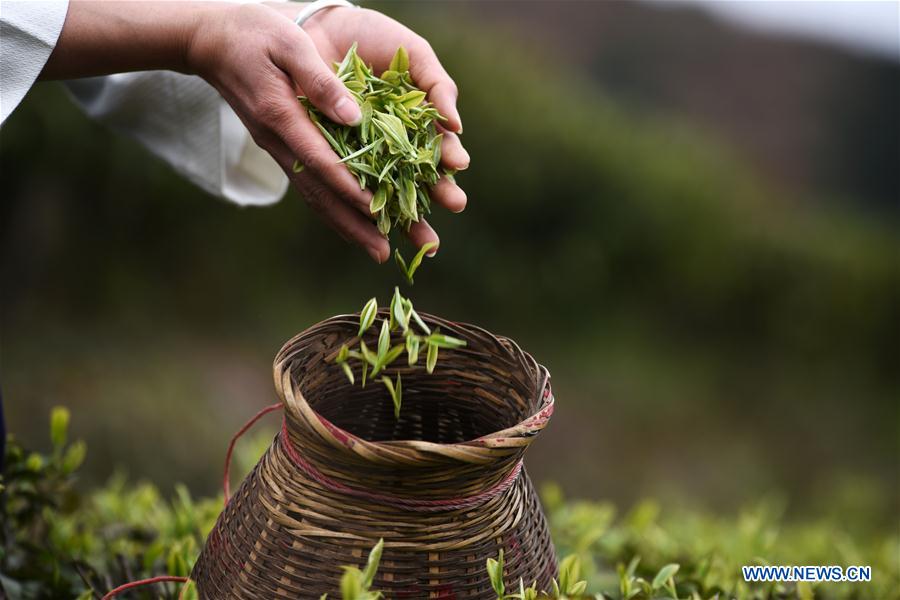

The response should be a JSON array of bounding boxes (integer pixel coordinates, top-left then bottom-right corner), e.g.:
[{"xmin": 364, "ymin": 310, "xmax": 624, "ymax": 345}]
[{"xmin": 0, "ymin": 0, "xmax": 70, "ymax": 124}]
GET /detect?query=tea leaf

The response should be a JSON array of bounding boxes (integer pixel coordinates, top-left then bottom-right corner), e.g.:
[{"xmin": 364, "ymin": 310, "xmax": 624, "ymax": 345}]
[
  {"xmin": 336, "ymin": 344, "xmax": 350, "ymax": 363},
  {"xmin": 359, "ymin": 297, "xmax": 378, "ymax": 336},
  {"xmin": 652, "ymin": 563, "xmax": 679, "ymax": 590},
  {"xmin": 405, "ymin": 241, "xmax": 438, "ymax": 285},
  {"xmin": 361, "ymin": 538, "xmax": 383, "ymax": 588},
  {"xmin": 298, "ymin": 44, "xmax": 448, "ymax": 239},
  {"xmin": 409, "ymin": 307, "xmax": 431, "ymax": 334},
  {"xmin": 426, "ymin": 340, "xmax": 439, "ymax": 374},
  {"xmin": 377, "ymin": 319, "xmax": 390, "ymax": 358},
  {"xmin": 360, "ymin": 340, "xmax": 377, "ymax": 366},
  {"xmin": 486, "ymin": 550, "xmax": 505, "ymax": 597},
  {"xmin": 405, "ymin": 333, "xmax": 420, "ymax": 365},
  {"xmin": 395, "ymin": 90, "xmax": 427, "ymax": 109},
  {"xmin": 382, "ymin": 374, "xmax": 402, "ymax": 419},
  {"xmin": 292, "ymin": 160, "xmax": 305, "ymax": 173},
  {"xmin": 391, "ymin": 286, "xmax": 409, "ymax": 332},
  {"xmin": 370, "ymin": 186, "xmax": 388, "ymax": 213},
  {"xmin": 340, "ymin": 362, "xmax": 355, "ymax": 385},
  {"xmin": 50, "ymin": 406, "xmax": 69, "ymax": 451},
  {"xmin": 425, "ymin": 333, "xmax": 466, "ymax": 349},
  {"xmin": 388, "ymin": 46, "xmax": 409, "ymax": 74},
  {"xmin": 338, "ymin": 140, "xmax": 380, "ymax": 164}
]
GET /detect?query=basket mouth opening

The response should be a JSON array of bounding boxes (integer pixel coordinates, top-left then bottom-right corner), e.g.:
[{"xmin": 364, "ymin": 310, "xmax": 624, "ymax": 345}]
[{"xmin": 293, "ymin": 324, "xmax": 540, "ymax": 445}]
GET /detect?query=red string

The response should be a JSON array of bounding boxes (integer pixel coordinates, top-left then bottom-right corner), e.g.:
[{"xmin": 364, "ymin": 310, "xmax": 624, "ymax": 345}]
[
  {"xmin": 101, "ymin": 576, "xmax": 191, "ymax": 599},
  {"xmin": 223, "ymin": 402, "xmax": 283, "ymax": 505}
]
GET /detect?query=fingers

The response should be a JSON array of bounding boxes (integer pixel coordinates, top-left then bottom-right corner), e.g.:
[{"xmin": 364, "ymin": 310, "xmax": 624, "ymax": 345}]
[
  {"xmin": 438, "ymin": 128, "xmax": 469, "ymax": 171},
  {"xmin": 429, "ymin": 176, "xmax": 467, "ymax": 213},
  {"xmin": 258, "ymin": 75, "xmax": 373, "ymax": 214},
  {"xmin": 407, "ymin": 40, "xmax": 462, "ymax": 133},
  {"xmin": 406, "ymin": 219, "xmax": 440, "ymax": 256},
  {"xmin": 266, "ymin": 137, "xmax": 388, "ymax": 263},
  {"xmin": 269, "ymin": 27, "xmax": 362, "ymax": 126},
  {"xmin": 296, "ymin": 169, "xmax": 390, "ymax": 263}
]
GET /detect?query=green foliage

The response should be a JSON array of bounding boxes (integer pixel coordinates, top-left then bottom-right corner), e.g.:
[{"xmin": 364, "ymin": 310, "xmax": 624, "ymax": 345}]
[
  {"xmin": 5, "ymin": 409, "xmax": 897, "ymax": 599},
  {"xmin": 300, "ymin": 44, "xmax": 446, "ymax": 237},
  {"xmin": 337, "ymin": 539, "xmax": 383, "ymax": 600},
  {"xmin": 335, "ymin": 290, "xmax": 466, "ymax": 416},
  {"xmin": 1, "ymin": 409, "xmax": 218, "ymax": 599},
  {"xmin": 395, "ymin": 241, "xmax": 438, "ymax": 285},
  {"xmin": 541, "ymin": 483, "xmax": 900, "ymax": 600}
]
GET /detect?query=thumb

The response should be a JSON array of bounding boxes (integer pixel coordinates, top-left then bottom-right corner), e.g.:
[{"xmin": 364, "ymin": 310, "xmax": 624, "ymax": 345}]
[{"xmin": 273, "ymin": 32, "xmax": 361, "ymax": 126}]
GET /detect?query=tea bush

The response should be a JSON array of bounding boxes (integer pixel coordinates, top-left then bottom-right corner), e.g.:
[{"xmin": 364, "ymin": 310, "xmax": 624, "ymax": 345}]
[{"xmin": 2, "ymin": 409, "xmax": 896, "ymax": 599}]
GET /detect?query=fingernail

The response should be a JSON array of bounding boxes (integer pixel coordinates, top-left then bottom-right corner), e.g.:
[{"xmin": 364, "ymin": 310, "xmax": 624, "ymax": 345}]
[
  {"xmin": 452, "ymin": 190, "xmax": 467, "ymax": 213},
  {"xmin": 366, "ymin": 244, "xmax": 385, "ymax": 263},
  {"xmin": 460, "ymin": 148, "xmax": 471, "ymax": 169},
  {"xmin": 335, "ymin": 97, "xmax": 362, "ymax": 126},
  {"xmin": 426, "ymin": 244, "xmax": 439, "ymax": 258}
]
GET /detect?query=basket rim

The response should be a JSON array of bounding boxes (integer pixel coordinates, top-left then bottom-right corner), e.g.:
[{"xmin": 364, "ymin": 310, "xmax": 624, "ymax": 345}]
[{"xmin": 273, "ymin": 312, "xmax": 554, "ymax": 465}]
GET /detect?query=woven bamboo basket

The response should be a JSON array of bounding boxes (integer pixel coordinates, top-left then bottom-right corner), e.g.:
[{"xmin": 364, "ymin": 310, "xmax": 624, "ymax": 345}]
[{"xmin": 192, "ymin": 311, "xmax": 557, "ymax": 598}]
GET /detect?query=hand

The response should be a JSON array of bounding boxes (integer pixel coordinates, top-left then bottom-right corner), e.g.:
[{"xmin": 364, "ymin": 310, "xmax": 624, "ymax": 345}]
[{"xmin": 187, "ymin": 3, "xmax": 469, "ymax": 263}]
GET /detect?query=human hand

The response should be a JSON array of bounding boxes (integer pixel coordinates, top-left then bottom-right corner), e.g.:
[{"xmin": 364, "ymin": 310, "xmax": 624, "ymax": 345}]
[{"xmin": 187, "ymin": 2, "xmax": 469, "ymax": 263}]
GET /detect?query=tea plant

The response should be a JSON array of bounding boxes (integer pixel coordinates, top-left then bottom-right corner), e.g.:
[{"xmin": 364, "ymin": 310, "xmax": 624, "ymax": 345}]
[
  {"xmin": 5, "ymin": 409, "xmax": 898, "ymax": 599},
  {"xmin": 298, "ymin": 45, "xmax": 447, "ymax": 238},
  {"xmin": 334, "ymin": 287, "xmax": 466, "ymax": 417}
]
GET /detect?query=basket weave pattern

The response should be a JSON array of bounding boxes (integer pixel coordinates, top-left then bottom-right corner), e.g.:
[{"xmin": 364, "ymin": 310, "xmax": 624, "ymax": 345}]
[{"xmin": 193, "ymin": 313, "xmax": 557, "ymax": 598}]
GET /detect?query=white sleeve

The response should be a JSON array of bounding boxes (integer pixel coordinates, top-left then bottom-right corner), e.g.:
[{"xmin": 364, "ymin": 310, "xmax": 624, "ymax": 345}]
[
  {"xmin": 65, "ymin": 73, "xmax": 289, "ymax": 206},
  {"xmin": 1, "ymin": 0, "xmax": 288, "ymax": 207},
  {"xmin": 0, "ymin": 0, "xmax": 69, "ymax": 123}
]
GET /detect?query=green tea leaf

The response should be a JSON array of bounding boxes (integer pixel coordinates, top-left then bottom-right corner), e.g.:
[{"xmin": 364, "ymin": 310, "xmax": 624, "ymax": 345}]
[
  {"xmin": 405, "ymin": 241, "xmax": 438, "ymax": 285},
  {"xmin": 50, "ymin": 406, "xmax": 69, "ymax": 450},
  {"xmin": 382, "ymin": 374, "xmax": 402, "ymax": 419},
  {"xmin": 340, "ymin": 362, "xmax": 355, "ymax": 385},
  {"xmin": 391, "ymin": 286, "xmax": 408, "ymax": 332},
  {"xmin": 62, "ymin": 440, "xmax": 86, "ymax": 473},
  {"xmin": 405, "ymin": 333, "xmax": 420, "ymax": 365},
  {"xmin": 410, "ymin": 307, "xmax": 431, "ymax": 334},
  {"xmin": 360, "ymin": 340, "xmax": 377, "ymax": 366},
  {"xmin": 393, "ymin": 248, "xmax": 408, "ymax": 279},
  {"xmin": 399, "ymin": 178, "xmax": 418, "ymax": 222},
  {"xmin": 377, "ymin": 319, "xmax": 390, "ymax": 358},
  {"xmin": 337, "ymin": 140, "xmax": 380, "ymax": 164},
  {"xmin": 362, "ymin": 538, "xmax": 384, "ymax": 588},
  {"xmin": 486, "ymin": 550, "xmax": 505, "ymax": 597},
  {"xmin": 388, "ymin": 46, "xmax": 409, "ymax": 74},
  {"xmin": 336, "ymin": 344, "xmax": 350, "ymax": 363},
  {"xmin": 395, "ymin": 90, "xmax": 426, "ymax": 109},
  {"xmin": 425, "ymin": 333, "xmax": 467, "ymax": 349},
  {"xmin": 370, "ymin": 186, "xmax": 388, "ymax": 213},
  {"xmin": 652, "ymin": 563, "xmax": 680, "ymax": 590},
  {"xmin": 341, "ymin": 567, "xmax": 363, "ymax": 600},
  {"xmin": 426, "ymin": 341, "xmax": 438, "ymax": 374},
  {"xmin": 359, "ymin": 297, "xmax": 378, "ymax": 336}
]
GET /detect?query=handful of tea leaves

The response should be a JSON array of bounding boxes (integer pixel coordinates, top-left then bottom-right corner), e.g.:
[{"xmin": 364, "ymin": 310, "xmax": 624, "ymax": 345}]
[
  {"xmin": 334, "ymin": 288, "xmax": 466, "ymax": 418},
  {"xmin": 298, "ymin": 44, "xmax": 445, "ymax": 237}
]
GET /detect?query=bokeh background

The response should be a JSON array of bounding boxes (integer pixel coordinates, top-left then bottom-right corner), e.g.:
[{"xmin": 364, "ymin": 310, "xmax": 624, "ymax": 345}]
[{"xmin": 2, "ymin": 0, "xmax": 897, "ymax": 541}]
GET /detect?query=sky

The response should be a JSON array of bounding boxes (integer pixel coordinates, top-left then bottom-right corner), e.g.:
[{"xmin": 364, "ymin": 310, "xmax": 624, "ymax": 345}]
[{"xmin": 658, "ymin": 0, "xmax": 900, "ymax": 61}]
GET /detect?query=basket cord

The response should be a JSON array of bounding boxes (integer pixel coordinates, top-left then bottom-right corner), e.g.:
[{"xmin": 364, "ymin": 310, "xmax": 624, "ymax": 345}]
[
  {"xmin": 223, "ymin": 402, "xmax": 283, "ymax": 505},
  {"xmin": 101, "ymin": 575, "xmax": 191, "ymax": 599}
]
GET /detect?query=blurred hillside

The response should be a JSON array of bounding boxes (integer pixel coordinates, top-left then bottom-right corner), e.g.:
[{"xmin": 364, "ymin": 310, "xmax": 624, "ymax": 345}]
[
  {"xmin": 471, "ymin": 0, "xmax": 900, "ymax": 215},
  {"xmin": 1, "ymin": 0, "xmax": 897, "ymax": 529}
]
